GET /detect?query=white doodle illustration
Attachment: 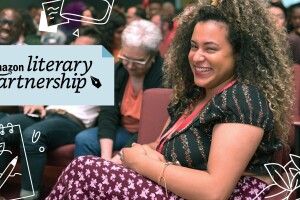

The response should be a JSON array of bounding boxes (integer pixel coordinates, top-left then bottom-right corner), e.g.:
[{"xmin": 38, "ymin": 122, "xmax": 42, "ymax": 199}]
[
  {"xmin": 39, "ymin": 0, "xmax": 115, "ymax": 37},
  {"xmin": 0, "ymin": 142, "xmax": 12, "ymax": 156},
  {"xmin": 0, "ymin": 156, "xmax": 18, "ymax": 189},
  {"xmin": 253, "ymin": 154, "xmax": 300, "ymax": 199},
  {"xmin": 0, "ymin": 124, "xmax": 34, "ymax": 200},
  {"xmin": 31, "ymin": 130, "xmax": 45, "ymax": 153}
]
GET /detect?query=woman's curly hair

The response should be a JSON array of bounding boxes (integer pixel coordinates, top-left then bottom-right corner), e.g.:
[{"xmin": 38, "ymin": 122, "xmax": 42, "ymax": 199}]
[{"xmin": 163, "ymin": 0, "xmax": 294, "ymax": 147}]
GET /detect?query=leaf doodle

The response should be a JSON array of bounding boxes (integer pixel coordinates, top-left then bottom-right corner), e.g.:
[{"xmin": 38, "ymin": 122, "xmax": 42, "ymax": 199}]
[
  {"xmin": 265, "ymin": 163, "xmax": 290, "ymax": 190},
  {"xmin": 253, "ymin": 154, "xmax": 300, "ymax": 199},
  {"xmin": 290, "ymin": 154, "xmax": 300, "ymax": 171}
]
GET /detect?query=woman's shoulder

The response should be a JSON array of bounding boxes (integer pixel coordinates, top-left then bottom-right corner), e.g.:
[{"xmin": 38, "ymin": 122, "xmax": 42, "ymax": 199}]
[
  {"xmin": 211, "ymin": 82, "xmax": 273, "ymax": 128},
  {"xmin": 223, "ymin": 82, "xmax": 266, "ymax": 100}
]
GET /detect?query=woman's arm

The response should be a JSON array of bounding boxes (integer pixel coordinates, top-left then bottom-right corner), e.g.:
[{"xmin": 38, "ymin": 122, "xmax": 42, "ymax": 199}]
[
  {"xmin": 122, "ymin": 123, "xmax": 264, "ymax": 199},
  {"xmin": 111, "ymin": 118, "xmax": 170, "ymax": 164}
]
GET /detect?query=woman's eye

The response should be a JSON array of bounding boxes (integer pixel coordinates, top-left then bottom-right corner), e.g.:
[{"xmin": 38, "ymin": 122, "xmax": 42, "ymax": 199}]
[
  {"xmin": 190, "ymin": 44, "xmax": 198, "ymax": 50},
  {"xmin": 206, "ymin": 48, "xmax": 217, "ymax": 52}
]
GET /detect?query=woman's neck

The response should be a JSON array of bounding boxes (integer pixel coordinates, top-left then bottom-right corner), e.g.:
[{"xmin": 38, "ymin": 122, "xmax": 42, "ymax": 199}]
[
  {"xmin": 204, "ymin": 75, "xmax": 236, "ymax": 100},
  {"xmin": 130, "ymin": 76, "xmax": 145, "ymax": 95}
]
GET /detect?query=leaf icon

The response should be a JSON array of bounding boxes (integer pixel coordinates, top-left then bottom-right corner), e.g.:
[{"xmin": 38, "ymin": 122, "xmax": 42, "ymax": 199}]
[
  {"xmin": 264, "ymin": 163, "xmax": 291, "ymax": 190},
  {"xmin": 290, "ymin": 154, "xmax": 300, "ymax": 171}
]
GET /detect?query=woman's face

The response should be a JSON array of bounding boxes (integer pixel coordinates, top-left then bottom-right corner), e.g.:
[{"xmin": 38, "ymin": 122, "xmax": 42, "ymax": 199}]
[
  {"xmin": 120, "ymin": 45, "xmax": 153, "ymax": 78},
  {"xmin": 290, "ymin": 7, "xmax": 300, "ymax": 30},
  {"xmin": 188, "ymin": 21, "xmax": 235, "ymax": 94}
]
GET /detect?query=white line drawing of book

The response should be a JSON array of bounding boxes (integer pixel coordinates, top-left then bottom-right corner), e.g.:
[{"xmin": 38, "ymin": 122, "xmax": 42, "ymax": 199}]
[
  {"xmin": 60, "ymin": 0, "xmax": 115, "ymax": 25},
  {"xmin": 41, "ymin": 0, "xmax": 114, "ymax": 27},
  {"xmin": 0, "ymin": 124, "xmax": 34, "ymax": 200}
]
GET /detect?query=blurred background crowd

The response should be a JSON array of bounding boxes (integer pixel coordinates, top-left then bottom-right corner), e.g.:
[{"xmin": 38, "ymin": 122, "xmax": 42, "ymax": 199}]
[{"xmin": 0, "ymin": 0, "xmax": 299, "ymax": 64}]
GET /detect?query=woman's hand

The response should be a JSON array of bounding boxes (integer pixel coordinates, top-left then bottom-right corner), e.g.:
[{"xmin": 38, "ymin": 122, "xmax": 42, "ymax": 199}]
[
  {"xmin": 23, "ymin": 105, "xmax": 46, "ymax": 118},
  {"xmin": 140, "ymin": 144, "xmax": 166, "ymax": 162},
  {"xmin": 122, "ymin": 143, "xmax": 165, "ymax": 170}
]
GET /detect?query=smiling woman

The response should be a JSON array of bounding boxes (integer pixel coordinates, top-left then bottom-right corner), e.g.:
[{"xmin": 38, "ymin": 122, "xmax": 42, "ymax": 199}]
[
  {"xmin": 47, "ymin": 0, "xmax": 293, "ymax": 199},
  {"xmin": 188, "ymin": 21, "xmax": 236, "ymax": 97}
]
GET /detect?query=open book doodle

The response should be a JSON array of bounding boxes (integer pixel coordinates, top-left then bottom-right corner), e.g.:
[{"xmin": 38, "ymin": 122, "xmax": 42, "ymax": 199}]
[{"xmin": 0, "ymin": 124, "xmax": 34, "ymax": 200}]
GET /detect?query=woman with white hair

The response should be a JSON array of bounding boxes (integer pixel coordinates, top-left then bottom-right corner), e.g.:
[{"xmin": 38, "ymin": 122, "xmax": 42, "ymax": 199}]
[{"xmin": 74, "ymin": 19, "xmax": 164, "ymax": 162}]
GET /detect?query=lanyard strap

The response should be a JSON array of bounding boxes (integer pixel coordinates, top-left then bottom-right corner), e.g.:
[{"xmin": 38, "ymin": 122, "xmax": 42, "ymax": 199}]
[{"xmin": 157, "ymin": 79, "xmax": 237, "ymax": 153}]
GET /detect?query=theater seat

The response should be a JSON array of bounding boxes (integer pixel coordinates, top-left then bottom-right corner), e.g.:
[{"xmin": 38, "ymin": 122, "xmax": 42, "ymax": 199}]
[
  {"xmin": 138, "ymin": 88, "xmax": 172, "ymax": 144},
  {"xmin": 47, "ymin": 144, "xmax": 75, "ymax": 166}
]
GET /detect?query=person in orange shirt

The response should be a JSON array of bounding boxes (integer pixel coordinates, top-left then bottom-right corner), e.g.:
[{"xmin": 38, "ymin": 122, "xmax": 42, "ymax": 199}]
[
  {"xmin": 151, "ymin": 13, "xmax": 177, "ymax": 58},
  {"xmin": 74, "ymin": 19, "xmax": 164, "ymax": 161}
]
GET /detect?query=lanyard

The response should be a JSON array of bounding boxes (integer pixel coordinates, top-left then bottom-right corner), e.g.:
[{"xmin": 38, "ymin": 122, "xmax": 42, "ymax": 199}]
[{"xmin": 157, "ymin": 80, "xmax": 237, "ymax": 153}]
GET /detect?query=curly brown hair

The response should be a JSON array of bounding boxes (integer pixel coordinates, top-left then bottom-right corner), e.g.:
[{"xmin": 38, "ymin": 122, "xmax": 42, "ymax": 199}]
[{"xmin": 163, "ymin": 0, "xmax": 294, "ymax": 146}]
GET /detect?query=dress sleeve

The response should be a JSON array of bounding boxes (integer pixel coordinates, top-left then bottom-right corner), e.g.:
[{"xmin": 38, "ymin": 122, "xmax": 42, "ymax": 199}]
[{"xmin": 211, "ymin": 84, "xmax": 274, "ymax": 131}]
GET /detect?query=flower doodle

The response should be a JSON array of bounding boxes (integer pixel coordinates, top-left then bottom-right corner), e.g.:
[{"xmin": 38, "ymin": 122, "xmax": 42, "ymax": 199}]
[{"xmin": 253, "ymin": 154, "xmax": 300, "ymax": 199}]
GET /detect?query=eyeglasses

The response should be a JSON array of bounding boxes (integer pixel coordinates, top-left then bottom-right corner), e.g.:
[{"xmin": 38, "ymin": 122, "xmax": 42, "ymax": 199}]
[
  {"xmin": 0, "ymin": 18, "xmax": 19, "ymax": 28},
  {"xmin": 118, "ymin": 53, "xmax": 151, "ymax": 67}
]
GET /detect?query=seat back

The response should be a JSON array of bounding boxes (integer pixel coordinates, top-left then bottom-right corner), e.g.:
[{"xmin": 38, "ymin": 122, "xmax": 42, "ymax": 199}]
[
  {"xmin": 293, "ymin": 64, "xmax": 300, "ymax": 116},
  {"xmin": 137, "ymin": 88, "xmax": 173, "ymax": 144}
]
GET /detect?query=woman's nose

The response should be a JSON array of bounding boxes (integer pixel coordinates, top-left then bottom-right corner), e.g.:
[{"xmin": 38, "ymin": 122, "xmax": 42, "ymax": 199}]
[
  {"xmin": 126, "ymin": 61, "xmax": 135, "ymax": 70},
  {"xmin": 193, "ymin": 51, "xmax": 205, "ymax": 62}
]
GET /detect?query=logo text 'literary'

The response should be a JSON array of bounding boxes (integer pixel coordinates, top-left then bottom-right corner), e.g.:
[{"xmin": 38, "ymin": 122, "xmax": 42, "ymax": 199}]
[{"xmin": 0, "ymin": 46, "xmax": 113, "ymax": 105}]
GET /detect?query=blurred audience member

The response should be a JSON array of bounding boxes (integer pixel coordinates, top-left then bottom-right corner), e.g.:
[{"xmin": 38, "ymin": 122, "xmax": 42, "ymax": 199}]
[
  {"xmin": 151, "ymin": 13, "xmax": 176, "ymax": 57},
  {"xmin": 162, "ymin": 1, "xmax": 176, "ymax": 17},
  {"xmin": 72, "ymin": 25, "xmax": 104, "ymax": 45},
  {"xmin": 288, "ymin": 3, "xmax": 300, "ymax": 64},
  {"xmin": 27, "ymin": 5, "xmax": 42, "ymax": 29},
  {"xmin": 98, "ymin": 9, "xmax": 126, "ymax": 62},
  {"xmin": 80, "ymin": 6, "xmax": 98, "ymax": 27},
  {"xmin": 147, "ymin": 0, "xmax": 163, "ymax": 19},
  {"xmin": 74, "ymin": 20, "xmax": 163, "ymax": 162},
  {"xmin": 0, "ymin": 8, "xmax": 23, "ymax": 45},
  {"xmin": 268, "ymin": 2, "xmax": 287, "ymax": 27},
  {"xmin": 113, "ymin": 0, "xmax": 126, "ymax": 13},
  {"xmin": 126, "ymin": 6, "xmax": 147, "ymax": 24},
  {"xmin": 18, "ymin": 10, "xmax": 40, "ymax": 45},
  {"xmin": 40, "ymin": 31, "xmax": 66, "ymax": 45}
]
